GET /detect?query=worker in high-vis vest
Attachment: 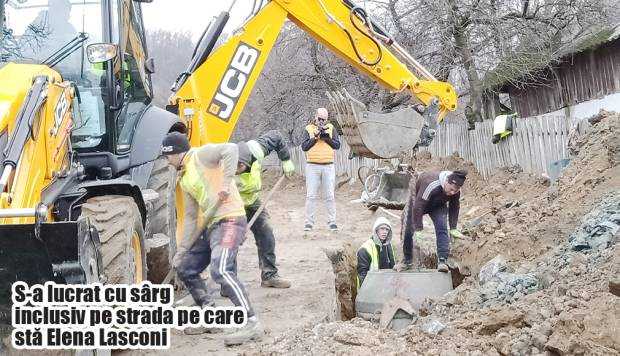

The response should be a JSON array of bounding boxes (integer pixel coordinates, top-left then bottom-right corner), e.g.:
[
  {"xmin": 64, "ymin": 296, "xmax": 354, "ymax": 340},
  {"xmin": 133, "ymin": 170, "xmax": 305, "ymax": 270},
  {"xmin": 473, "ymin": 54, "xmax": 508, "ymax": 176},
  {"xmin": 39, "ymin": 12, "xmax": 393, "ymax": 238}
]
[
  {"xmin": 300, "ymin": 107, "xmax": 341, "ymax": 232},
  {"xmin": 234, "ymin": 130, "xmax": 295, "ymax": 289},
  {"xmin": 161, "ymin": 132, "xmax": 263, "ymax": 345},
  {"xmin": 357, "ymin": 217, "xmax": 396, "ymax": 288},
  {"xmin": 492, "ymin": 113, "xmax": 516, "ymax": 144}
]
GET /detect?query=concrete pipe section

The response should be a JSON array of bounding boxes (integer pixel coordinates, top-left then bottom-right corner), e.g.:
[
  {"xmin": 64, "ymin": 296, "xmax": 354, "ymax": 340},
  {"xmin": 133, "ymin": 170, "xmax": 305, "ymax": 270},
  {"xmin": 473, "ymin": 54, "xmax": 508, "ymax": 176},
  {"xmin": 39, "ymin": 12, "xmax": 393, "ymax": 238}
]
[{"xmin": 356, "ymin": 270, "xmax": 453, "ymax": 328}]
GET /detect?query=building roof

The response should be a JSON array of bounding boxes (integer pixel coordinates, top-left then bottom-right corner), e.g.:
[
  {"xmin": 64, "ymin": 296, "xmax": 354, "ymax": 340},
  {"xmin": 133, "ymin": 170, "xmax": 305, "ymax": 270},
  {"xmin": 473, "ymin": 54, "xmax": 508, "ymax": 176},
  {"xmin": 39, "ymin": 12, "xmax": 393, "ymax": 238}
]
[{"xmin": 483, "ymin": 24, "xmax": 620, "ymax": 91}]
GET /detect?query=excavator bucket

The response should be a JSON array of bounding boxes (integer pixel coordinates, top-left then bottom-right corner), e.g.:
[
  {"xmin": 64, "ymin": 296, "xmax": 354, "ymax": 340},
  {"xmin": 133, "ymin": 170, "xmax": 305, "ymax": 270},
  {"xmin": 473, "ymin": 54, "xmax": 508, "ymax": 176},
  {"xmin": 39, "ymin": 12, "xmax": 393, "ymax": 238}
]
[
  {"xmin": 365, "ymin": 169, "xmax": 412, "ymax": 210},
  {"xmin": 0, "ymin": 220, "xmax": 101, "ymax": 333},
  {"xmin": 327, "ymin": 89, "xmax": 429, "ymax": 159}
]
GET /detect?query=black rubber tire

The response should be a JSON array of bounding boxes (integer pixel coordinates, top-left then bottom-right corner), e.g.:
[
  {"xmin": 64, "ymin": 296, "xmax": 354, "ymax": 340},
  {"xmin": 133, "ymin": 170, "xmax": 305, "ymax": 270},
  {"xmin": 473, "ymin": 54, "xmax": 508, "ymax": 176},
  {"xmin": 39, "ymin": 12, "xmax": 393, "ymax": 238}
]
[
  {"xmin": 81, "ymin": 195, "xmax": 147, "ymax": 284},
  {"xmin": 146, "ymin": 155, "xmax": 177, "ymax": 260},
  {"xmin": 143, "ymin": 155, "xmax": 178, "ymax": 283}
]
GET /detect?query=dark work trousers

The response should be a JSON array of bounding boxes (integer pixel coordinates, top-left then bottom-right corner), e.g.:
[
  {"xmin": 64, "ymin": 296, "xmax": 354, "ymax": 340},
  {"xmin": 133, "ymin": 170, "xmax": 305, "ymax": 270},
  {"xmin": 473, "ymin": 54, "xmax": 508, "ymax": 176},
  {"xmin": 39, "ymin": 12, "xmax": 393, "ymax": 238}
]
[
  {"xmin": 403, "ymin": 205, "xmax": 450, "ymax": 262},
  {"xmin": 246, "ymin": 199, "xmax": 278, "ymax": 280},
  {"xmin": 176, "ymin": 216, "xmax": 255, "ymax": 317}
]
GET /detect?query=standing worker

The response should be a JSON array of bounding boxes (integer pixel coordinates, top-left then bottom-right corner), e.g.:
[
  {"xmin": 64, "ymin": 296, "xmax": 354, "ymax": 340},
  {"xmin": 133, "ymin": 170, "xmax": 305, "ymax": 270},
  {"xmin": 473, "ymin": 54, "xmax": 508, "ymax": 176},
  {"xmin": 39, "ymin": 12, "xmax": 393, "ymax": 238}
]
[
  {"xmin": 398, "ymin": 170, "xmax": 467, "ymax": 272},
  {"xmin": 357, "ymin": 217, "xmax": 396, "ymax": 288},
  {"xmin": 161, "ymin": 132, "xmax": 262, "ymax": 345},
  {"xmin": 235, "ymin": 130, "xmax": 295, "ymax": 288},
  {"xmin": 300, "ymin": 107, "xmax": 341, "ymax": 232}
]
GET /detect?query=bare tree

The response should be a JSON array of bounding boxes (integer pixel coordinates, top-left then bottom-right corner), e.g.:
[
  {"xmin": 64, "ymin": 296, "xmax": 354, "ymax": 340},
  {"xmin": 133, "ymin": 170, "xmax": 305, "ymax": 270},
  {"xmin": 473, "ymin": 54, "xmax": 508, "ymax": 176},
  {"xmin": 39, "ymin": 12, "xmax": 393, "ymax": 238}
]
[
  {"xmin": 379, "ymin": 0, "xmax": 615, "ymax": 127},
  {"xmin": 146, "ymin": 29, "xmax": 194, "ymax": 107}
]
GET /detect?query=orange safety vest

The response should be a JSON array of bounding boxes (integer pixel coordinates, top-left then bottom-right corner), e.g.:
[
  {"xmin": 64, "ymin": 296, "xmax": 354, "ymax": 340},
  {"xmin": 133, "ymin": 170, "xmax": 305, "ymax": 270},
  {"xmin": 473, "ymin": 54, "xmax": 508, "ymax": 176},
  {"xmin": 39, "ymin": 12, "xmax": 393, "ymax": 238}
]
[{"xmin": 305, "ymin": 123, "xmax": 335, "ymax": 164}]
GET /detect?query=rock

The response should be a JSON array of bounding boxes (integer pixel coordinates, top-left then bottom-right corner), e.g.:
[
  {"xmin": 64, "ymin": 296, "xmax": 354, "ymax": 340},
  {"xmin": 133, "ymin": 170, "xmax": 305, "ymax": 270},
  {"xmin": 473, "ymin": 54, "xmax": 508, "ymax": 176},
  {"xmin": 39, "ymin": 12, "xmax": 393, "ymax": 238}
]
[
  {"xmin": 569, "ymin": 194, "xmax": 620, "ymax": 251},
  {"xmin": 609, "ymin": 277, "xmax": 620, "ymax": 297},
  {"xmin": 538, "ymin": 322, "xmax": 552, "ymax": 337},
  {"xmin": 479, "ymin": 255, "xmax": 508, "ymax": 285},
  {"xmin": 531, "ymin": 332, "xmax": 548, "ymax": 349},
  {"xmin": 479, "ymin": 309, "xmax": 525, "ymax": 335},
  {"xmin": 545, "ymin": 332, "xmax": 572, "ymax": 355},
  {"xmin": 493, "ymin": 332, "xmax": 511, "ymax": 355},
  {"xmin": 420, "ymin": 318, "xmax": 446, "ymax": 335},
  {"xmin": 512, "ymin": 340, "xmax": 530, "ymax": 356}
]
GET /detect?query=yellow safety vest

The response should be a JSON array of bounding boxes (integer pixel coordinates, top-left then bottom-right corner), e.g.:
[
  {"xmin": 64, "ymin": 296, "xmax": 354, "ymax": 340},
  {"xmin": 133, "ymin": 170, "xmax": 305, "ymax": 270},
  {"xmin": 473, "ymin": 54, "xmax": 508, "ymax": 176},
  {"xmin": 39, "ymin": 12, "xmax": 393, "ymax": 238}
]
[
  {"xmin": 305, "ymin": 123, "xmax": 335, "ymax": 164},
  {"xmin": 179, "ymin": 150, "xmax": 245, "ymax": 226},
  {"xmin": 236, "ymin": 160, "xmax": 262, "ymax": 207},
  {"xmin": 356, "ymin": 239, "xmax": 395, "ymax": 289}
]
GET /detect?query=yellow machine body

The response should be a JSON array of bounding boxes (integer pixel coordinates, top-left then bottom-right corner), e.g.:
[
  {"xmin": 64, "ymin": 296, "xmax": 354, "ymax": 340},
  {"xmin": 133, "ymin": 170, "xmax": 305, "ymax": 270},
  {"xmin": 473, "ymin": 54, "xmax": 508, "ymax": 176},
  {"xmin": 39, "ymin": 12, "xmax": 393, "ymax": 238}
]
[
  {"xmin": 0, "ymin": 63, "xmax": 73, "ymax": 224},
  {"xmin": 170, "ymin": 0, "xmax": 457, "ymax": 149}
]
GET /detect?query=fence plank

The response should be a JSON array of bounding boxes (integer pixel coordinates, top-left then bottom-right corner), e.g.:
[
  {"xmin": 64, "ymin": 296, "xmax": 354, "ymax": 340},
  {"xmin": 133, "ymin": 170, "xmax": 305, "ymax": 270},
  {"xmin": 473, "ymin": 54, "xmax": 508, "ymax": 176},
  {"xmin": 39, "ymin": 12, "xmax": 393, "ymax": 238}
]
[{"xmin": 286, "ymin": 115, "xmax": 571, "ymax": 180}]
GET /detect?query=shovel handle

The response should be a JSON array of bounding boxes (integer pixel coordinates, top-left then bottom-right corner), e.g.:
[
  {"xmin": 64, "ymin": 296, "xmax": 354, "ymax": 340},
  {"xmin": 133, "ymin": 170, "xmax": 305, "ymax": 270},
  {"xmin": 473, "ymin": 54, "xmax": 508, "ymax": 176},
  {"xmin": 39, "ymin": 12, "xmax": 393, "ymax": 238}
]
[
  {"xmin": 163, "ymin": 177, "xmax": 286, "ymax": 285},
  {"xmin": 247, "ymin": 175, "xmax": 286, "ymax": 230}
]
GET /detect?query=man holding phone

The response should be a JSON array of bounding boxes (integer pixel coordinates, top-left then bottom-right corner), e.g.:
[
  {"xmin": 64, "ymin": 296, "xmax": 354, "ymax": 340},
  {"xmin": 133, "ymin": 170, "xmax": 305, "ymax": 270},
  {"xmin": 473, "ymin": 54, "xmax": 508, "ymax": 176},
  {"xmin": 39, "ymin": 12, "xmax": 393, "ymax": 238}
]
[{"xmin": 300, "ymin": 107, "xmax": 341, "ymax": 232}]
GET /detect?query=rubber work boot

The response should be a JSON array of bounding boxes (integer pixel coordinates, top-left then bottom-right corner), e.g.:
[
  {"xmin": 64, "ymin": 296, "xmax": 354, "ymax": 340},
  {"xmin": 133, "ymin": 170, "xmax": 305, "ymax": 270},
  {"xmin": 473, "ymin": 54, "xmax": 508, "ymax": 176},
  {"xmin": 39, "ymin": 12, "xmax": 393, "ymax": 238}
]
[
  {"xmin": 261, "ymin": 275, "xmax": 291, "ymax": 288},
  {"xmin": 437, "ymin": 258, "xmax": 449, "ymax": 273},
  {"xmin": 393, "ymin": 261, "xmax": 414, "ymax": 272},
  {"xmin": 223, "ymin": 317, "xmax": 264, "ymax": 346}
]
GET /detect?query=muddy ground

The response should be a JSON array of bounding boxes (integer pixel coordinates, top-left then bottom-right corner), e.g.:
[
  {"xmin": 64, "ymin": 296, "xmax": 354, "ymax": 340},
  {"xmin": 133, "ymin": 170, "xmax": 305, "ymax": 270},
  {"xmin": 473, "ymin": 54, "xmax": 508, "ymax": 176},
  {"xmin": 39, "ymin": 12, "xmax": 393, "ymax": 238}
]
[
  {"xmin": 123, "ymin": 175, "xmax": 383, "ymax": 355},
  {"xmin": 126, "ymin": 112, "xmax": 619, "ymax": 355}
]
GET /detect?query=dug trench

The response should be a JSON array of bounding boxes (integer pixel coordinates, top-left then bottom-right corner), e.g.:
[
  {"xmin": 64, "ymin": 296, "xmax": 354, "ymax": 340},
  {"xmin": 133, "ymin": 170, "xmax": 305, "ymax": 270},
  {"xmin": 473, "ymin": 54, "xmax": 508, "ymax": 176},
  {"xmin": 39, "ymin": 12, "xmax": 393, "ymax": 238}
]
[
  {"xmin": 249, "ymin": 112, "xmax": 619, "ymax": 355},
  {"xmin": 124, "ymin": 112, "xmax": 617, "ymax": 354}
]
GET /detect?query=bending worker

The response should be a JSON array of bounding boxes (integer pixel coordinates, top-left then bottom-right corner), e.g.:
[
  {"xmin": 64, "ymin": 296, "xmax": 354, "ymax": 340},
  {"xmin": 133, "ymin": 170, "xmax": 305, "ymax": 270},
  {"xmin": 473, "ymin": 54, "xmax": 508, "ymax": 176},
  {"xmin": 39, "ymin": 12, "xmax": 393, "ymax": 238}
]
[
  {"xmin": 357, "ymin": 217, "xmax": 396, "ymax": 288},
  {"xmin": 235, "ymin": 130, "xmax": 295, "ymax": 288},
  {"xmin": 399, "ymin": 170, "xmax": 467, "ymax": 273},
  {"xmin": 162, "ymin": 132, "xmax": 262, "ymax": 345}
]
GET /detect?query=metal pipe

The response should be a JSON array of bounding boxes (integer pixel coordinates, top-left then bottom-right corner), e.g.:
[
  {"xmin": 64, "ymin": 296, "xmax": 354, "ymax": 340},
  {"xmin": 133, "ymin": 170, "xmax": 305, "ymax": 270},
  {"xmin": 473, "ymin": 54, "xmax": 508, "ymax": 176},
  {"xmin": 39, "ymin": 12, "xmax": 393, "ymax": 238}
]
[
  {"xmin": 0, "ymin": 208, "xmax": 36, "ymax": 218},
  {"xmin": 391, "ymin": 42, "xmax": 437, "ymax": 81},
  {"xmin": 0, "ymin": 165, "xmax": 13, "ymax": 193}
]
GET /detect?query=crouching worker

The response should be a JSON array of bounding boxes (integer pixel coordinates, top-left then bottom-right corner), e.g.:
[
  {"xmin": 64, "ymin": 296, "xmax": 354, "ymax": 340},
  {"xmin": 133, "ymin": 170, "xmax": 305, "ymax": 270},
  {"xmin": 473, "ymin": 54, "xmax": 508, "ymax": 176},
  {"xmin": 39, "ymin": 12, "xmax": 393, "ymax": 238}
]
[
  {"xmin": 356, "ymin": 217, "xmax": 396, "ymax": 288},
  {"xmin": 235, "ymin": 130, "xmax": 295, "ymax": 288},
  {"xmin": 161, "ymin": 132, "xmax": 263, "ymax": 345},
  {"xmin": 397, "ymin": 170, "xmax": 467, "ymax": 273}
]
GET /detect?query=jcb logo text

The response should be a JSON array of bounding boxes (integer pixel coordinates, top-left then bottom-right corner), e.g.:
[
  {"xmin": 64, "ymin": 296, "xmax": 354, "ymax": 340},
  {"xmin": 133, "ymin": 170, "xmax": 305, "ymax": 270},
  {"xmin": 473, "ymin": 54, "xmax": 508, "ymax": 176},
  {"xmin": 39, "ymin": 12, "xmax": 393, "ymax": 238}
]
[{"xmin": 208, "ymin": 43, "xmax": 260, "ymax": 121}]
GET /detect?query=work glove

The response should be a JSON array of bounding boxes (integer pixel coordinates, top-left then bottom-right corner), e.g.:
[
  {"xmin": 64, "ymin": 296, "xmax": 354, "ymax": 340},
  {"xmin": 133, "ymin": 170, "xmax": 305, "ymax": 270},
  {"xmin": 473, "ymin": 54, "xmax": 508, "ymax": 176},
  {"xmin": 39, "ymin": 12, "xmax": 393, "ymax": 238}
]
[
  {"xmin": 282, "ymin": 160, "xmax": 295, "ymax": 177},
  {"xmin": 449, "ymin": 229, "xmax": 465, "ymax": 240}
]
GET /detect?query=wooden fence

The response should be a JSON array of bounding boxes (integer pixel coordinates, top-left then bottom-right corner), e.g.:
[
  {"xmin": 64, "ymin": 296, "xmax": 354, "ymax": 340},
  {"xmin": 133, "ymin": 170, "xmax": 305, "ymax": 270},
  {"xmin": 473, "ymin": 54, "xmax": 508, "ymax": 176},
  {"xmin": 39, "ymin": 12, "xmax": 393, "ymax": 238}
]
[
  {"xmin": 420, "ymin": 115, "xmax": 572, "ymax": 178},
  {"xmin": 266, "ymin": 115, "xmax": 573, "ymax": 180}
]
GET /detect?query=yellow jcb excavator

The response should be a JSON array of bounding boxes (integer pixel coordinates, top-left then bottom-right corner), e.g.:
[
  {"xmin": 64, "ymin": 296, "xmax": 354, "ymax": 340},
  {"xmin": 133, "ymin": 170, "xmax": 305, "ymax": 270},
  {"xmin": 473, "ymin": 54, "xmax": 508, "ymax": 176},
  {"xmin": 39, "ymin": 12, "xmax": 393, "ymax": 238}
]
[{"xmin": 0, "ymin": 0, "xmax": 456, "ymax": 349}]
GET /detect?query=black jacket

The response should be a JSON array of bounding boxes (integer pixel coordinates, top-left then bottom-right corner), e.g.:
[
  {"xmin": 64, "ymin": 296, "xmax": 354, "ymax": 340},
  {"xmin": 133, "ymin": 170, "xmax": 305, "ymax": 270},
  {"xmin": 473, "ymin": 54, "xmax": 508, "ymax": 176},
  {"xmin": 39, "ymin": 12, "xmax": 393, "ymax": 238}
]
[
  {"xmin": 256, "ymin": 130, "xmax": 291, "ymax": 161},
  {"xmin": 300, "ymin": 123, "xmax": 341, "ymax": 152},
  {"xmin": 238, "ymin": 130, "xmax": 291, "ymax": 172},
  {"xmin": 357, "ymin": 240, "xmax": 395, "ymax": 286}
]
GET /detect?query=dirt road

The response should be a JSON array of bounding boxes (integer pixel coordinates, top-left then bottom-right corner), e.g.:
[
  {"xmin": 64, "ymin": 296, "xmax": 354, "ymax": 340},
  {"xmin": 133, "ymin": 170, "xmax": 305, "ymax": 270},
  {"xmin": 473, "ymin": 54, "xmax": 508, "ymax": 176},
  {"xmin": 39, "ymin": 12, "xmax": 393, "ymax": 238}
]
[{"xmin": 124, "ymin": 176, "xmax": 379, "ymax": 355}]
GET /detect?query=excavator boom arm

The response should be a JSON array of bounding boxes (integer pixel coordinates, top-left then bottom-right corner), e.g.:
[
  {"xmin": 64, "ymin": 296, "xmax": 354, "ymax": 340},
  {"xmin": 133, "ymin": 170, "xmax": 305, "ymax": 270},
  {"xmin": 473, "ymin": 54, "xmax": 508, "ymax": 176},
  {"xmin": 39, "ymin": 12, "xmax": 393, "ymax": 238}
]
[{"xmin": 170, "ymin": 0, "xmax": 457, "ymax": 147}]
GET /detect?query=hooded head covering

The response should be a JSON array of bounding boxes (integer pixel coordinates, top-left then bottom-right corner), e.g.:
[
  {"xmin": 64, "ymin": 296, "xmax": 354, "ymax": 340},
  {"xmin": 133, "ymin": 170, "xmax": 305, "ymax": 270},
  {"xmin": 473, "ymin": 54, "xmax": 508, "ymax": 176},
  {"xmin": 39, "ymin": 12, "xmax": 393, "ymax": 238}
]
[
  {"xmin": 236, "ymin": 140, "xmax": 265, "ymax": 171},
  {"xmin": 372, "ymin": 216, "xmax": 392, "ymax": 246}
]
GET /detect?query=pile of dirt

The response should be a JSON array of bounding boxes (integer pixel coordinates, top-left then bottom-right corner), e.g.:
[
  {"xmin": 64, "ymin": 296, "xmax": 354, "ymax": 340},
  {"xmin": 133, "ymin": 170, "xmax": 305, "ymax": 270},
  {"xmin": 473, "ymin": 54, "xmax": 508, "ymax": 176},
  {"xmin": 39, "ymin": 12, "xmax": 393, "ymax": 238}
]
[{"xmin": 256, "ymin": 112, "xmax": 620, "ymax": 355}]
